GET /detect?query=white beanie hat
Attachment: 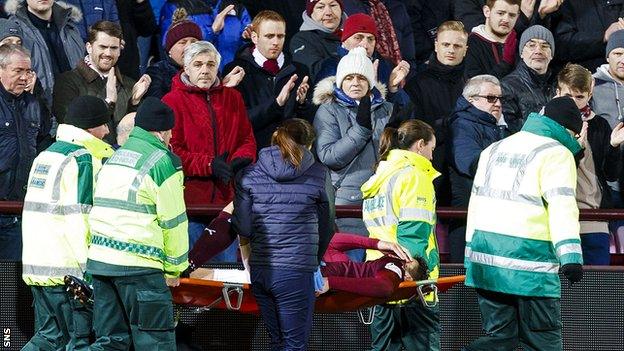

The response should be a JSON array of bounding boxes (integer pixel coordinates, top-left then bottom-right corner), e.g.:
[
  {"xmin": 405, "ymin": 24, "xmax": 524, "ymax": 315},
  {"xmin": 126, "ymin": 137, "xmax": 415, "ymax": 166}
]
[{"xmin": 336, "ymin": 47, "xmax": 376, "ymax": 92}]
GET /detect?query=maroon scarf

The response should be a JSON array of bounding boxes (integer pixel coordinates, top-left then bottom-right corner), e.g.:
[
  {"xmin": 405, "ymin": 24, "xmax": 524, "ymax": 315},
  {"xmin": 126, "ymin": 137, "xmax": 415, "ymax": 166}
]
[{"xmin": 369, "ymin": 0, "xmax": 402, "ymax": 65}]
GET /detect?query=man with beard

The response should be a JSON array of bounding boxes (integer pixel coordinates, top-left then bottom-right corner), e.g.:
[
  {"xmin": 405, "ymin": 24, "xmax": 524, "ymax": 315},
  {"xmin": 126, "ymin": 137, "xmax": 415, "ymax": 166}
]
[
  {"xmin": 52, "ymin": 20, "xmax": 152, "ymax": 145},
  {"xmin": 405, "ymin": 20, "xmax": 468, "ymax": 207},
  {"xmin": 501, "ymin": 25, "xmax": 556, "ymax": 132},
  {"xmin": 464, "ymin": 0, "xmax": 521, "ymax": 80}
]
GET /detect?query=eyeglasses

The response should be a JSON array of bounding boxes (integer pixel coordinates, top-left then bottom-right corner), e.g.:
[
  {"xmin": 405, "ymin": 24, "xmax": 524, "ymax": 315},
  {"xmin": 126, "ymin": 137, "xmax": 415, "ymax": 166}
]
[{"xmin": 473, "ymin": 95, "xmax": 502, "ymax": 103}]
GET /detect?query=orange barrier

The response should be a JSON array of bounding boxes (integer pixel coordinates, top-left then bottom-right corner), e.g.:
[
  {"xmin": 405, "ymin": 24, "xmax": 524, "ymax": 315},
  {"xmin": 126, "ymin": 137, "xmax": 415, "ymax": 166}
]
[{"xmin": 171, "ymin": 275, "xmax": 465, "ymax": 314}]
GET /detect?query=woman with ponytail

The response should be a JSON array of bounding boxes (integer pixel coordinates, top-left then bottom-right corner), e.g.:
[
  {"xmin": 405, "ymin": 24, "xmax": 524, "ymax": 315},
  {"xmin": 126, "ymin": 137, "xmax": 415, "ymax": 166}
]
[
  {"xmin": 233, "ymin": 118, "xmax": 335, "ymax": 350},
  {"xmin": 361, "ymin": 119, "xmax": 441, "ymax": 351}
]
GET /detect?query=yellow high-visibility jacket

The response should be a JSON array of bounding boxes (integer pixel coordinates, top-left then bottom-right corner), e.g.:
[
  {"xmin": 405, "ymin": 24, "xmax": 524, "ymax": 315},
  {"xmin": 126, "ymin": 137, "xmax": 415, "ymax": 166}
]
[
  {"xmin": 22, "ymin": 124, "xmax": 113, "ymax": 286},
  {"xmin": 362, "ymin": 149, "xmax": 440, "ymax": 281},
  {"xmin": 87, "ymin": 127, "xmax": 189, "ymax": 277},
  {"xmin": 465, "ymin": 115, "xmax": 583, "ymax": 298}
]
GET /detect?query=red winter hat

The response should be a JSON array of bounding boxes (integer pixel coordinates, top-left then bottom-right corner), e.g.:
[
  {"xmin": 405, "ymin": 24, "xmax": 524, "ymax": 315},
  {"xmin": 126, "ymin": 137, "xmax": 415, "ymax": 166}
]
[
  {"xmin": 341, "ymin": 13, "xmax": 378, "ymax": 42},
  {"xmin": 306, "ymin": 0, "xmax": 344, "ymax": 16},
  {"xmin": 165, "ymin": 9, "xmax": 203, "ymax": 52}
]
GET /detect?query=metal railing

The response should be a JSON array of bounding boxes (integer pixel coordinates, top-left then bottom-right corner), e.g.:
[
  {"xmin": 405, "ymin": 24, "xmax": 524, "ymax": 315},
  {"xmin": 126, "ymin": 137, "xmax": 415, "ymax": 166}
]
[{"xmin": 3, "ymin": 200, "xmax": 624, "ymax": 221}]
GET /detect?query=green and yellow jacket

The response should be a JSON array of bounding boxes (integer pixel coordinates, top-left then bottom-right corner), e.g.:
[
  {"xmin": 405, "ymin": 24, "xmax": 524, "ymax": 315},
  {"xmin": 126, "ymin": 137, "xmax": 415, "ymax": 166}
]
[
  {"xmin": 362, "ymin": 149, "xmax": 440, "ymax": 281},
  {"xmin": 465, "ymin": 113, "xmax": 583, "ymax": 298},
  {"xmin": 87, "ymin": 127, "xmax": 189, "ymax": 277},
  {"xmin": 22, "ymin": 124, "xmax": 113, "ymax": 286}
]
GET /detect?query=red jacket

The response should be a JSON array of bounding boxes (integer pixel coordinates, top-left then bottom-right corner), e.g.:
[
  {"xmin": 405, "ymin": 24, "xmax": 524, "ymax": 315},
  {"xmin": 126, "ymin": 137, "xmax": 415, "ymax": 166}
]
[{"xmin": 162, "ymin": 73, "xmax": 257, "ymax": 205}]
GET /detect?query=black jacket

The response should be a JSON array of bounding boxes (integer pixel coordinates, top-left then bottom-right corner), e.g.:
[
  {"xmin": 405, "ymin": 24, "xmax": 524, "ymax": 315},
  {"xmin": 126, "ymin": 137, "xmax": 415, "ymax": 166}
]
[
  {"xmin": 553, "ymin": 0, "xmax": 624, "ymax": 72},
  {"xmin": 405, "ymin": 0, "xmax": 454, "ymax": 64},
  {"xmin": 0, "ymin": 86, "xmax": 51, "ymax": 201},
  {"xmin": 586, "ymin": 115, "xmax": 622, "ymax": 208},
  {"xmin": 405, "ymin": 55, "xmax": 465, "ymax": 205},
  {"xmin": 405, "ymin": 56, "xmax": 466, "ymax": 137},
  {"xmin": 116, "ymin": 0, "xmax": 158, "ymax": 80},
  {"xmin": 290, "ymin": 29, "xmax": 341, "ymax": 83},
  {"xmin": 464, "ymin": 31, "xmax": 514, "ymax": 80},
  {"xmin": 501, "ymin": 61, "xmax": 556, "ymax": 133},
  {"xmin": 223, "ymin": 45, "xmax": 315, "ymax": 149},
  {"xmin": 145, "ymin": 57, "xmax": 180, "ymax": 99}
]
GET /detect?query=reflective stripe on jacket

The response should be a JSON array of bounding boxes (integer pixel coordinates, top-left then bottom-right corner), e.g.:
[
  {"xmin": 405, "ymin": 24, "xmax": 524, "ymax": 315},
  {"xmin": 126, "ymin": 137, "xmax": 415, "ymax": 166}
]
[
  {"xmin": 87, "ymin": 127, "xmax": 189, "ymax": 277},
  {"xmin": 465, "ymin": 131, "xmax": 583, "ymax": 298},
  {"xmin": 22, "ymin": 124, "xmax": 113, "ymax": 286}
]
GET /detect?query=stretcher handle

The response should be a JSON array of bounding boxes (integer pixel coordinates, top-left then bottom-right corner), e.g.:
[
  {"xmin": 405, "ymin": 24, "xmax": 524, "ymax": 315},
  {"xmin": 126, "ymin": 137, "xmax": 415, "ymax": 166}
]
[
  {"xmin": 417, "ymin": 283, "xmax": 438, "ymax": 308},
  {"xmin": 222, "ymin": 284, "xmax": 244, "ymax": 311},
  {"xmin": 357, "ymin": 306, "xmax": 376, "ymax": 325}
]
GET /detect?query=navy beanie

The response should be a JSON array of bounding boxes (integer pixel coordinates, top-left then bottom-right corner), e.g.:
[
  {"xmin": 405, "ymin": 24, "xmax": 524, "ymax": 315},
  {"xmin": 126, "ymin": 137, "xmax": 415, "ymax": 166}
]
[
  {"xmin": 543, "ymin": 96, "xmax": 583, "ymax": 134},
  {"xmin": 135, "ymin": 97, "xmax": 175, "ymax": 132},
  {"xmin": 65, "ymin": 96, "xmax": 111, "ymax": 129}
]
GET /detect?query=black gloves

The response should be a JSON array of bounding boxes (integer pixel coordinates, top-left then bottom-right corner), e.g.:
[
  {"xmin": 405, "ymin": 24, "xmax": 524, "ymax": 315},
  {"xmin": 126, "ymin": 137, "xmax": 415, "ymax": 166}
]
[
  {"xmin": 211, "ymin": 152, "xmax": 233, "ymax": 184},
  {"xmin": 560, "ymin": 263, "xmax": 583, "ymax": 284},
  {"xmin": 231, "ymin": 157, "xmax": 252, "ymax": 174},
  {"xmin": 355, "ymin": 95, "xmax": 372, "ymax": 130}
]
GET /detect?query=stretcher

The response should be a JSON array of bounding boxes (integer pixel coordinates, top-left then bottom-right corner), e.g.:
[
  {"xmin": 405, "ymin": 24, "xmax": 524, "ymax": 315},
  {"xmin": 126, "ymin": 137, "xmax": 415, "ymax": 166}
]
[{"xmin": 171, "ymin": 271, "xmax": 465, "ymax": 316}]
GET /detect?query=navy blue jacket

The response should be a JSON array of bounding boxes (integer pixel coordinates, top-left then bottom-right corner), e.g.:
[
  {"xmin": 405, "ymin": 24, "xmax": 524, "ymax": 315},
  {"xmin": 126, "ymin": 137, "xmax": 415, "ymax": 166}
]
[
  {"xmin": 64, "ymin": 0, "xmax": 119, "ymax": 40},
  {"xmin": 233, "ymin": 146, "xmax": 335, "ymax": 272},
  {"xmin": 145, "ymin": 57, "xmax": 180, "ymax": 99},
  {"xmin": 0, "ymin": 86, "xmax": 51, "ymax": 201},
  {"xmin": 448, "ymin": 96, "xmax": 510, "ymax": 207}
]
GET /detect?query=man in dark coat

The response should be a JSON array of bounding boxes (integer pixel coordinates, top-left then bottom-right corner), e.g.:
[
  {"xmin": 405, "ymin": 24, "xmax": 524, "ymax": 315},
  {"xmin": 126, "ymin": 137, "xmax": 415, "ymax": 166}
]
[
  {"xmin": 0, "ymin": 44, "xmax": 51, "ymax": 260},
  {"xmin": 224, "ymin": 10, "xmax": 312, "ymax": 149},
  {"xmin": 447, "ymin": 74, "xmax": 511, "ymax": 262},
  {"xmin": 116, "ymin": 0, "xmax": 158, "ymax": 79},
  {"xmin": 405, "ymin": 20, "xmax": 468, "ymax": 205},
  {"xmin": 7, "ymin": 0, "xmax": 84, "ymax": 106},
  {"xmin": 501, "ymin": 25, "xmax": 556, "ymax": 132},
  {"xmin": 53, "ymin": 21, "xmax": 151, "ymax": 145},
  {"xmin": 314, "ymin": 13, "xmax": 410, "ymax": 108},
  {"xmin": 340, "ymin": 0, "xmax": 417, "ymax": 75},
  {"xmin": 454, "ymin": 0, "xmax": 562, "ymax": 33},
  {"xmin": 463, "ymin": 0, "xmax": 521, "ymax": 80},
  {"xmin": 553, "ymin": 0, "xmax": 624, "ymax": 73}
]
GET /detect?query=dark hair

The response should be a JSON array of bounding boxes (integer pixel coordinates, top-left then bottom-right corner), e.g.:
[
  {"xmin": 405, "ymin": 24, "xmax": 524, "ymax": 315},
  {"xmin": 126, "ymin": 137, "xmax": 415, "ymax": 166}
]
[
  {"xmin": 378, "ymin": 119, "xmax": 435, "ymax": 161},
  {"xmin": 405, "ymin": 256, "xmax": 429, "ymax": 281},
  {"xmin": 271, "ymin": 119, "xmax": 316, "ymax": 168},
  {"xmin": 486, "ymin": 0, "xmax": 521, "ymax": 7},
  {"xmin": 87, "ymin": 21, "xmax": 123, "ymax": 44}
]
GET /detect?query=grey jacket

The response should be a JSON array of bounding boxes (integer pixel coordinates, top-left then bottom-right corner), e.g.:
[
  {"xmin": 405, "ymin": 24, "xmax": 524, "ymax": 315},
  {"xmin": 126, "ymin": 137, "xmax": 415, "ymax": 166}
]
[
  {"xmin": 313, "ymin": 76, "xmax": 392, "ymax": 205},
  {"xmin": 592, "ymin": 64, "xmax": 624, "ymax": 129},
  {"xmin": 7, "ymin": 0, "xmax": 85, "ymax": 106}
]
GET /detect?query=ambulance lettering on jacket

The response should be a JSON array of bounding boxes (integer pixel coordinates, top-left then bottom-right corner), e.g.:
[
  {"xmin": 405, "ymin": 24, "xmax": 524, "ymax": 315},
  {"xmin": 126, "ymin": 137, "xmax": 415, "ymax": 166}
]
[
  {"xmin": 29, "ymin": 163, "xmax": 51, "ymax": 188},
  {"xmin": 363, "ymin": 195, "xmax": 386, "ymax": 212}
]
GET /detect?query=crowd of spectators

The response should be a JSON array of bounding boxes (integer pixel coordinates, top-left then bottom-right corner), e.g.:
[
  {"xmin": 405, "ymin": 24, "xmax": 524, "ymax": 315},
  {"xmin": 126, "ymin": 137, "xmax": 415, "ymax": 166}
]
[{"xmin": 3, "ymin": 0, "xmax": 624, "ymax": 268}]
